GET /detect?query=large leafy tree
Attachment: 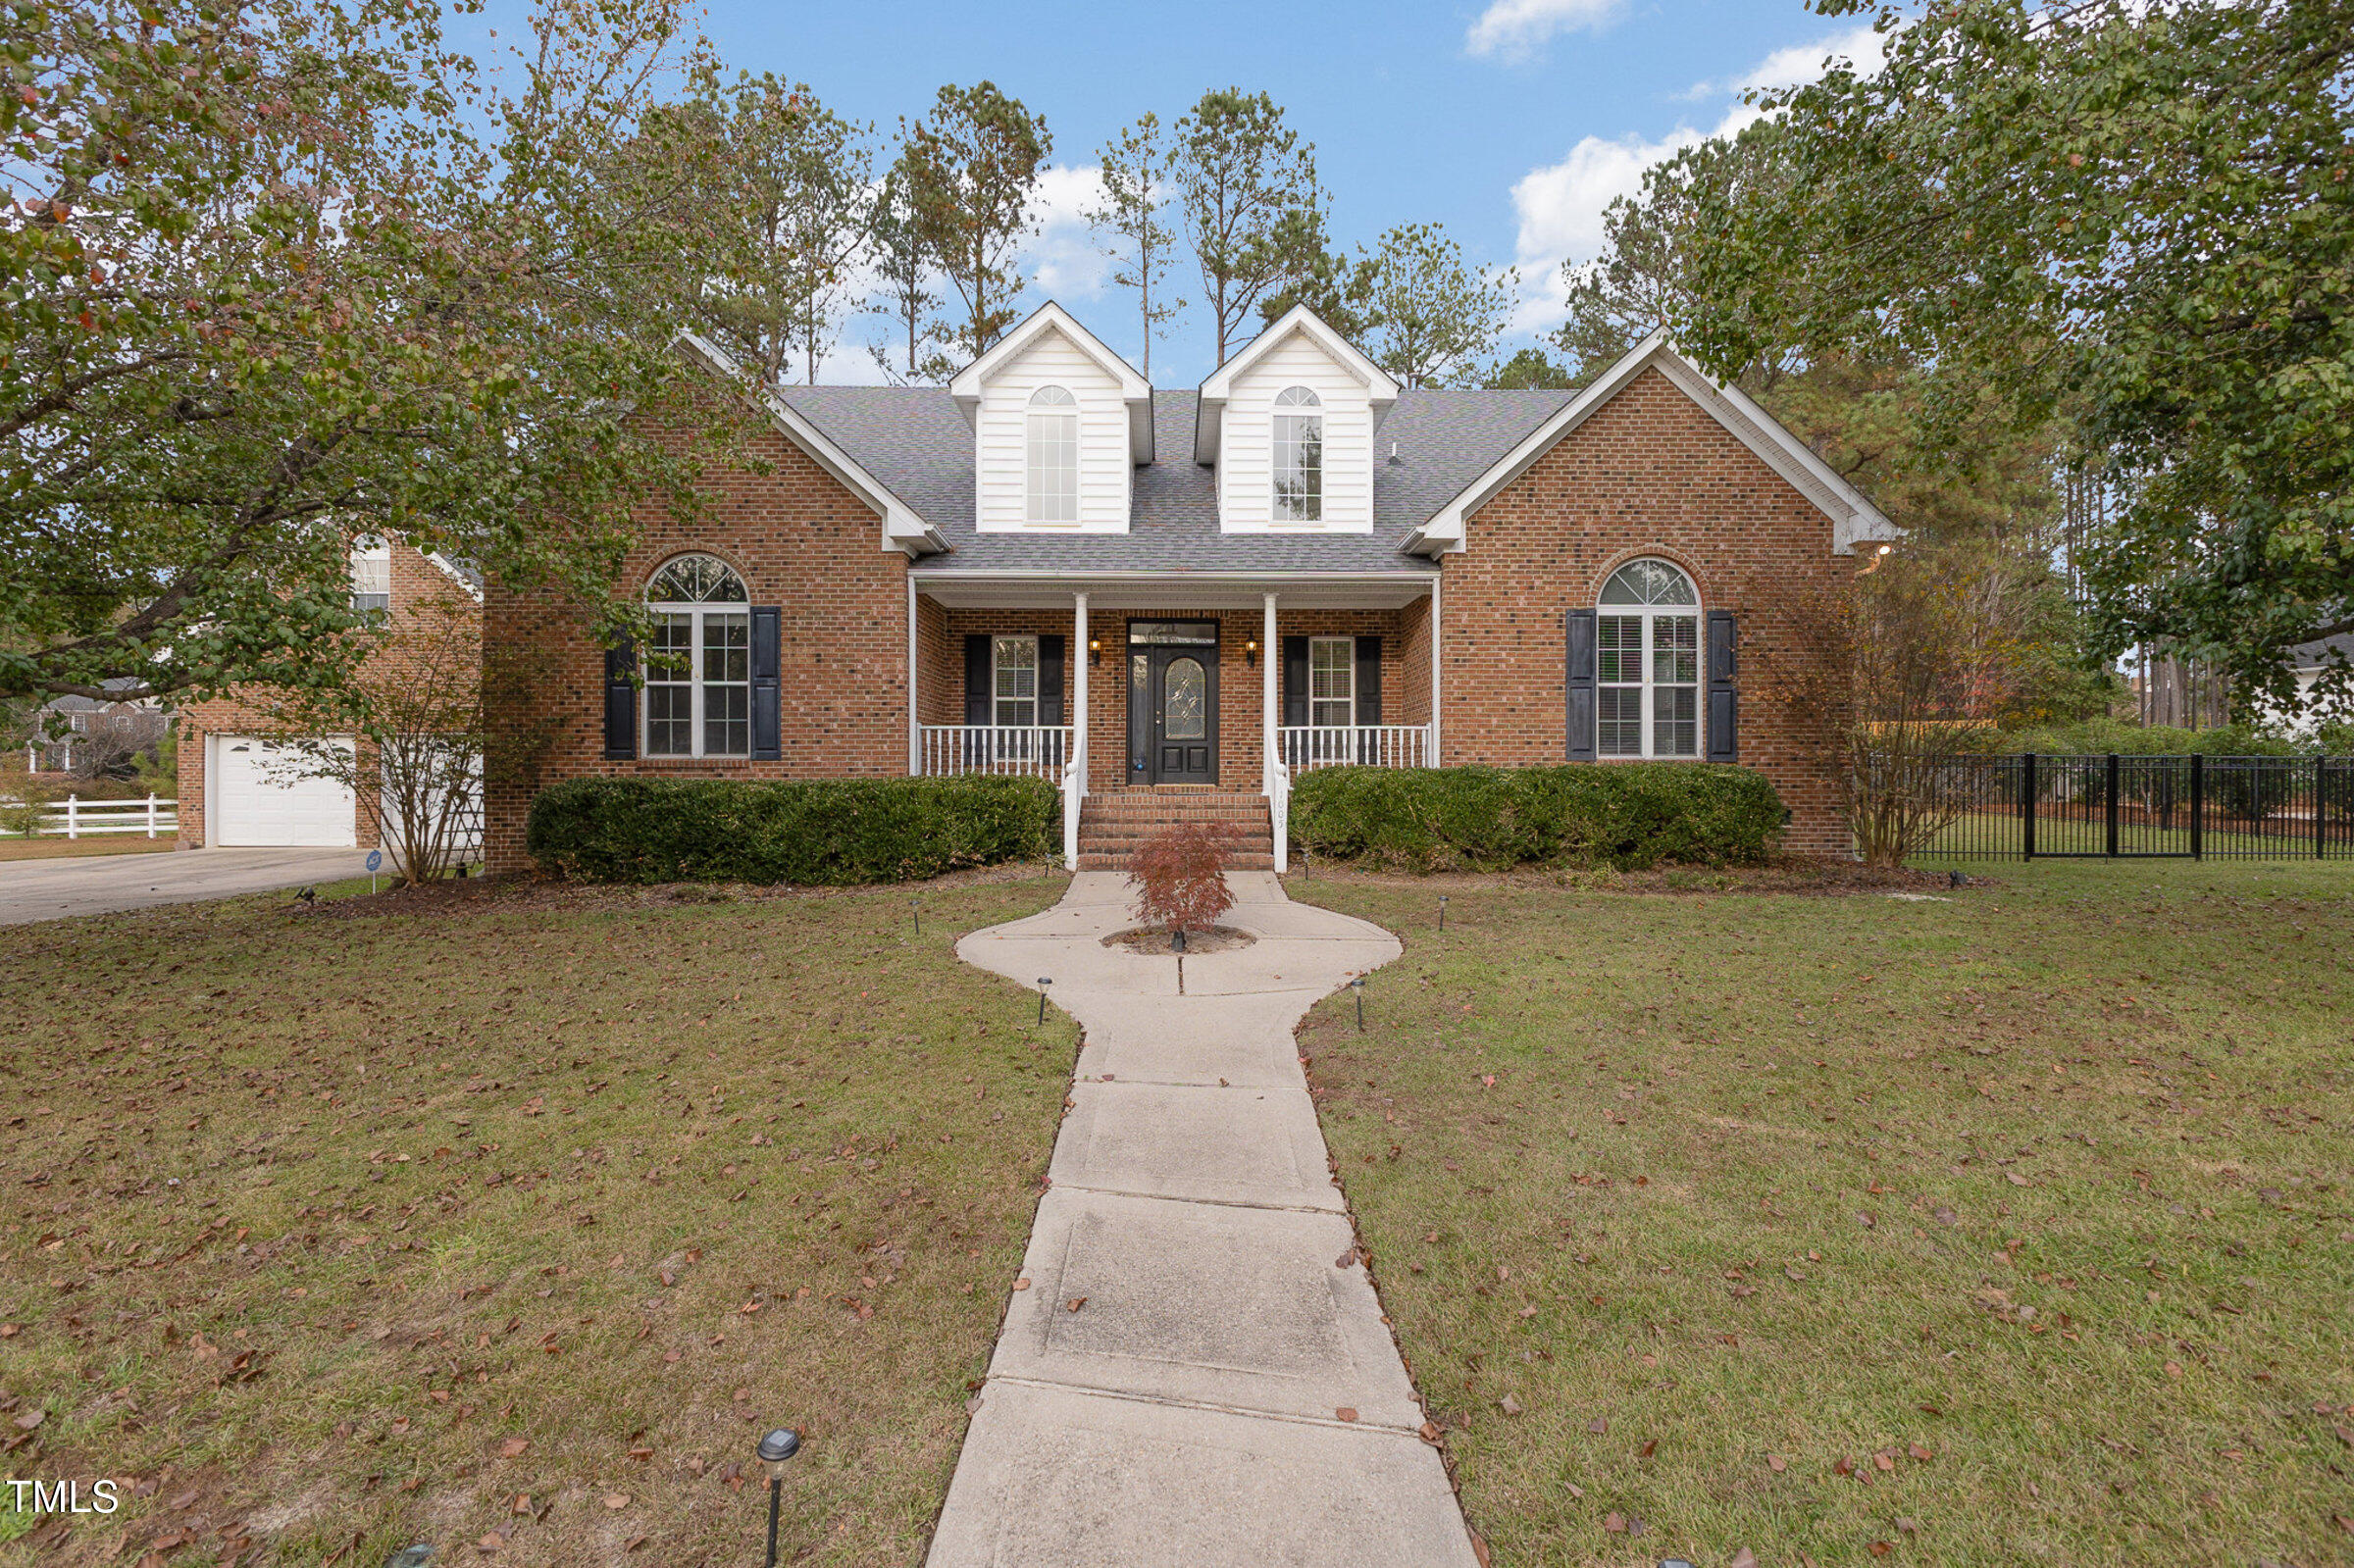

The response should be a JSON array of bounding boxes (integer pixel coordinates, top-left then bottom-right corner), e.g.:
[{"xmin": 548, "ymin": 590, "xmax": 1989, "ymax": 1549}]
[
  {"xmin": 898, "ymin": 80, "xmax": 1049, "ymax": 361},
  {"xmin": 1084, "ymin": 113, "xmax": 1185, "ymax": 378},
  {"xmin": 1662, "ymin": 0, "xmax": 2354, "ymax": 712},
  {"xmin": 0, "ymin": 0, "xmax": 751, "ymax": 707},
  {"xmin": 1172, "ymin": 89, "xmax": 1324, "ymax": 363}
]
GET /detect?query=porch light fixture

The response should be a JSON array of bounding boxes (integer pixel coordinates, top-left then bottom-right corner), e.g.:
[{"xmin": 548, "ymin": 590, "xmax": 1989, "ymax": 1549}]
[
  {"xmin": 1245, "ymin": 638, "xmax": 1259, "ymax": 669},
  {"xmin": 1088, "ymin": 637, "xmax": 1102, "ymax": 667},
  {"xmin": 755, "ymin": 1428, "xmax": 801, "ymax": 1568}
]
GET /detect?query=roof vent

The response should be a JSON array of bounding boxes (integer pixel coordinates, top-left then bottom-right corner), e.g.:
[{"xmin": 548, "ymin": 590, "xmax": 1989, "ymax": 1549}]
[{"xmin": 1387, "ymin": 440, "xmax": 1401, "ymax": 465}]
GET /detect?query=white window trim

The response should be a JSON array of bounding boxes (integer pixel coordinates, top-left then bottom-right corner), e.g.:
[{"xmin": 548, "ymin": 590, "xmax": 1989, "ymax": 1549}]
[
  {"xmin": 350, "ymin": 535, "xmax": 391, "ymax": 613},
  {"xmin": 992, "ymin": 634, "xmax": 1041, "ymax": 730},
  {"xmin": 1306, "ymin": 635, "xmax": 1355, "ymax": 728},
  {"xmin": 1272, "ymin": 385, "xmax": 1324, "ymax": 525},
  {"xmin": 642, "ymin": 555, "xmax": 750, "ymax": 760},
  {"xmin": 1597, "ymin": 561, "xmax": 1703, "ymax": 760},
  {"xmin": 1026, "ymin": 385, "xmax": 1080, "ymax": 526}
]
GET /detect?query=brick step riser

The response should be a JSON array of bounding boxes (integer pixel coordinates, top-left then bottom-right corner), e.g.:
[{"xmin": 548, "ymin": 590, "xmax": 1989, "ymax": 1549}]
[{"xmin": 1078, "ymin": 855, "xmax": 1277, "ymax": 872}]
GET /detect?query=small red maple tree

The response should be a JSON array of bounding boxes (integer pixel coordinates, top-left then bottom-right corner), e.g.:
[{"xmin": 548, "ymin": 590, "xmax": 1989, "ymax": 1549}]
[{"xmin": 1129, "ymin": 822, "xmax": 1235, "ymax": 940}]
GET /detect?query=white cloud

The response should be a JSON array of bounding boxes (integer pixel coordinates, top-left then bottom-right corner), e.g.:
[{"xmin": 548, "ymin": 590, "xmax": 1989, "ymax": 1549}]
[
  {"xmin": 1505, "ymin": 105, "xmax": 1757, "ymax": 332},
  {"xmin": 1021, "ymin": 164, "xmax": 1113, "ymax": 303},
  {"xmin": 1465, "ymin": 0, "xmax": 1623, "ymax": 64},
  {"xmin": 1731, "ymin": 21, "xmax": 1888, "ymax": 94}
]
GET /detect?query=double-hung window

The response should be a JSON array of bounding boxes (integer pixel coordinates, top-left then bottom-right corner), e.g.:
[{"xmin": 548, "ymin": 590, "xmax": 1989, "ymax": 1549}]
[
  {"xmin": 644, "ymin": 553, "xmax": 750, "ymax": 759},
  {"xmin": 992, "ymin": 635, "xmax": 1039, "ymax": 729},
  {"xmin": 1596, "ymin": 559, "xmax": 1701, "ymax": 758},
  {"xmin": 1307, "ymin": 636, "xmax": 1354, "ymax": 728},
  {"xmin": 1026, "ymin": 386, "xmax": 1079, "ymax": 524},
  {"xmin": 350, "ymin": 535, "xmax": 391, "ymax": 614},
  {"xmin": 1272, "ymin": 386, "xmax": 1323, "ymax": 523}
]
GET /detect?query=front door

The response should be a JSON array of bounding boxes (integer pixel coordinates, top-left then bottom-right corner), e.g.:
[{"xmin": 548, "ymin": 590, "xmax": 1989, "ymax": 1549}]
[{"xmin": 1126, "ymin": 623, "xmax": 1219, "ymax": 784}]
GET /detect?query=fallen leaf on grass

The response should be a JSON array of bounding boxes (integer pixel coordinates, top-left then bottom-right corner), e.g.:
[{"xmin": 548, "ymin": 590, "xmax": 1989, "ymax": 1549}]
[
  {"xmin": 1012, "ymin": 1279, "xmax": 1031, "ymax": 1291},
  {"xmin": 11, "ymin": 1408, "xmax": 42, "ymax": 1431},
  {"xmin": 1909, "ymin": 1441, "xmax": 1933, "ymax": 1460},
  {"xmin": 1587, "ymin": 1418, "xmax": 1607, "ymax": 1435},
  {"xmin": 1603, "ymin": 1512, "xmax": 1626, "ymax": 1534},
  {"xmin": 1730, "ymin": 1550, "xmax": 1758, "ymax": 1568},
  {"xmin": 1868, "ymin": 1543, "xmax": 1893, "ymax": 1558},
  {"xmin": 624, "ymin": 1538, "xmax": 647, "ymax": 1553},
  {"xmin": 2165, "ymin": 1360, "xmax": 2183, "ymax": 1378},
  {"xmin": 1874, "ymin": 1450, "xmax": 1897, "ymax": 1472},
  {"xmin": 1498, "ymin": 1394, "xmax": 1522, "ymax": 1416},
  {"xmin": 498, "ymin": 1438, "xmax": 529, "ymax": 1457},
  {"xmin": 603, "ymin": 1493, "xmax": 630, "ymax": 1510},
  {"xmin": 1767, "ymin": 1454, "xmax": 1787, "ymax": 1473}
]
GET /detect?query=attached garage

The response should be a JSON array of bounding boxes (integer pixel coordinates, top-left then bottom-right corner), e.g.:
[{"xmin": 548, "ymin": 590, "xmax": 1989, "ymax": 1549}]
[{"xmin": 208, "ymin": 735, "xmax": 358, "ymax": 846}]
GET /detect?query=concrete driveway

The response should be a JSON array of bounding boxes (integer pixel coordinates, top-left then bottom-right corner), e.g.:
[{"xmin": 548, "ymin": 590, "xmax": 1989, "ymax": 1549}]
[{"xmin": 0, "ymin": 847, "xmax": 376, "ymax": 926}]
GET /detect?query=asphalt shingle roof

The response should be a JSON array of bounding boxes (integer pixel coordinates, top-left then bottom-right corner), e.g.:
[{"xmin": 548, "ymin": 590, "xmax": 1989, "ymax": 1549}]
[{"xmin": 771, "ymin": 385, "xmax": 1575, "ymax": 575}]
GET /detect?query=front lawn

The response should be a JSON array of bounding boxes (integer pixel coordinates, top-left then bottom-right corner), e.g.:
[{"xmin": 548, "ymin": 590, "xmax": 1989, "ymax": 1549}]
[
  {"xmin": 1293, "ymin": 859, "xmax": 2353, "ymax": 1568},
  {"xmin": 0, "ymin": 872, "xmax": 1070, "ymax": 1567},
  {"xmin": 0, "ymin": 836, "xmax": 174, "ymax": 861}
]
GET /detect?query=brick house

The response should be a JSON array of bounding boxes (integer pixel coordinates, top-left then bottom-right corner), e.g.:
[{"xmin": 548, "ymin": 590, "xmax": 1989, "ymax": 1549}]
[
  {"xmin": 483, "ymin": 304, "xmax": 1895, "ymax": 873},
  {"xmin": 178, "ymin": 540, "xmax": 484, "ymax": 849}
]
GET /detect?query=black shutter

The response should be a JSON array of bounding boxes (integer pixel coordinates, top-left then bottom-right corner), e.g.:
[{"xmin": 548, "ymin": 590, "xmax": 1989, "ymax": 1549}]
[
  {"xmin": 750, "ymin": 607, "xmax": 782, "ymax": 761},
  {"xmin": 603, "ymin": 640, "xmax": 637, "ymax": 761},
  {"xmin": 1282, "ymin": 636, "xmax": 1310, "ymax": 728},
  {"xmin": 1038, "ymin": 634, "xmax": 1065, "ymax": 727},
  {"xmin": 1707, "ymin": 609, "xmax": 1739, "ymax": 763},
  {"xmin": 1354, "ymin": 635, "xmax": 1382, "ymax": 762},
  {"xmin": 963, "ymin": 635, "xmax": 992, "ymax": 727},
  {"xmin": 1565, "ymin": 610, "xmax": 1597, "ymax": 762}
]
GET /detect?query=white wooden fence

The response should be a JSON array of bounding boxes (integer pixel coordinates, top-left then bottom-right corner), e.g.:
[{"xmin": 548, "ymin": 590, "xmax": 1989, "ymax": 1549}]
[{"xmin": 6, "ymin": 794, "xmax": 179, "ymax": 838}]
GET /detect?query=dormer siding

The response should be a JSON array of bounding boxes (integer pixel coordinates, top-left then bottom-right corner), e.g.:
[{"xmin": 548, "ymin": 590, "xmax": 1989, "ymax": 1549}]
[{"xmin": 974, "ymin": 329, "xmax": 1132, "ymax": 533}]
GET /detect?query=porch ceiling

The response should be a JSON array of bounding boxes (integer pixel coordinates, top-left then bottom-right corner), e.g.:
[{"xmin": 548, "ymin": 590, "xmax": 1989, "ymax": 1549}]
[{"xmin": 911, "ymin": 571, "xmax": 1436, "ymax": 612}]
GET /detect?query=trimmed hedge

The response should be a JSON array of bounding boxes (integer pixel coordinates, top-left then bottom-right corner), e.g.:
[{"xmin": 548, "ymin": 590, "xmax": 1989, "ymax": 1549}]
[
  {"xmin": 525, "ymin": 775, "xmax": 1058, "ymax": 885},
  {"xmin": 1289, "ymin": 763, "xmax": 1787, "ymax": 872}
]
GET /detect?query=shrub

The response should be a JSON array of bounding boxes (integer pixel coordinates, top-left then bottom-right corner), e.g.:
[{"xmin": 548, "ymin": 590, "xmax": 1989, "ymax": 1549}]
[
  {"xmin": 1290, "ymin": 764, "xmax": 1787, "ymax": 872},
  {"xmin": 524, "ymin": 775, "xmax": 1057, "ymax": 885},
  {"xmin": 1993, "ymin": 717, "xmax": 2308, "ymax": 758},
  {"xmin": 1130, "ymin": 823, "xmax": 1235, "ymax": 937}
]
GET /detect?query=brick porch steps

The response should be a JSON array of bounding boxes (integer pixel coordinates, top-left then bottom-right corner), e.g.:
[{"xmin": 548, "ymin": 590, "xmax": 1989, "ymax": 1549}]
[{"xmin": 1076, "ymin": 788, "xmax": 1276, "ymax": 872}]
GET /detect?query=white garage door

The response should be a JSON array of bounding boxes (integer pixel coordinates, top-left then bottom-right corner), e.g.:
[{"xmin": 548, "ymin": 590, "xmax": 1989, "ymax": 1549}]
[{"xmin": 212, "ymin": 736, "xmax": 357, "ymax": 846}]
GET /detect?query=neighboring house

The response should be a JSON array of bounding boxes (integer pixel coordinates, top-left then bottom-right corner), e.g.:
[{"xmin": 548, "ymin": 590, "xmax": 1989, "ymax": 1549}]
[
  {"xmin": 177, "ymin": 539, "xmax": 485, "ymax": 848},
  {"xmin": 484, "ymin": 304, "xmax": 1898, "ymax": 873},
  {"xmin": 17, "ymin": 682, "xmax": 172, "ymax": 775},
  {"xmin": 2281, "ymin": 633, "xmax": 2353, "ymax": 736}
]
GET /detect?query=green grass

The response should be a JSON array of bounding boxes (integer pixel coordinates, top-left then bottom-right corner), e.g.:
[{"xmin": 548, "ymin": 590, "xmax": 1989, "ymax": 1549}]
[
  {"xmin": 0, "ymin": 872, "xmax": 1070, "ymax": 1566},
  {"xmin": 1291, "ymin": 858, "xmax": 2354, "ymax": 1568},
  {"xmin": 0, "ymin": 835, "xmax": 174, "ymax": 860}
]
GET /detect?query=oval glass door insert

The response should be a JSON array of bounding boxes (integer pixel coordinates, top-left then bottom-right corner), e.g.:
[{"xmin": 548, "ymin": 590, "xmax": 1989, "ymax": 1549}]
[{"xmin": 1163, "ymin": 657, "xmax": 1207, "ymax": 739}]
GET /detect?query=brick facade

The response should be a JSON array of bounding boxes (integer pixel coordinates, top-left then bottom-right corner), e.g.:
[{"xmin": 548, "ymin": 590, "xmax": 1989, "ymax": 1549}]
[
  {"xmin": 481, "ymin": 363, "xmax": 1862, "ymax": 870},
  {"xmin": 178, "ymin": 545, "xmax": 481, "ymax": 850},
  {"xmin": 482, "ymin": 428, "xmax": 911, "ymax": 873},
  {"xmin": 1438, "ymin": 366, "xmax": 1853, "ymax": 852}
]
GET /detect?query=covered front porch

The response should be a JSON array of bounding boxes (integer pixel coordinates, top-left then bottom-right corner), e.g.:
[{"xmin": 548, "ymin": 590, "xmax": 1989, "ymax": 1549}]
[{"xmin": 905, "ymin": 573, "xmax": 1441, "ymax": 869}]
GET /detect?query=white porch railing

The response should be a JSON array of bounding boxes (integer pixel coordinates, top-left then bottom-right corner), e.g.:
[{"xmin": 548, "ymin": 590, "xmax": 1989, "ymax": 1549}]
[
  {"xmin": 9, "ymin": 793, "xmax": 179, "ymax": 838},
  {"xmin": 1280, "ymin": 724, "xmax": 1434, "ymax": 772},
  {"xmin": 916, "ymin": 726, "xmax": 1074, "ymax": 780}
]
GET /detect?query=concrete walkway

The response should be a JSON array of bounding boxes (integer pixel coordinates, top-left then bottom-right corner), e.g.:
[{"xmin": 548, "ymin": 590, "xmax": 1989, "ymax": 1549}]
[
  {"xmin": 0, "ymin": 846, "xmax": 374, "ymax": 926},
  {"xmin": 933, "ymin": 871, "xmax": 1478, "ymax": 1568}
]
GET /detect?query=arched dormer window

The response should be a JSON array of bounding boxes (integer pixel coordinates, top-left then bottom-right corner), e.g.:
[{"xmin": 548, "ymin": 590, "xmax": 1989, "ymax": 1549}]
[
  {"xmin": 1026, "ymin": 385, "xmax": 1079, "ymax": 524},
  {"xmin": 644, "ymin": 553, "xmax": 749, "ymax": 759},
  {"xmin": 1597, "ymin": 559, "xmax": 1701, "ymax": 757},
  {"xmin": 1272, "ymin": 385, "xmax": 1323, "ymax": 523}
]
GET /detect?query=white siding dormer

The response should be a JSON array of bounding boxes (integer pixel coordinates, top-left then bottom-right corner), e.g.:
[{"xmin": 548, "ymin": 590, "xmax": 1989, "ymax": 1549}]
[
  {"xmin": 1199, "ymin": 306, "xmax": 1398, "ymax": 535},
  {"xmin": 950, "ymin": 304, "xmax": 1152, "ymax": 535}
]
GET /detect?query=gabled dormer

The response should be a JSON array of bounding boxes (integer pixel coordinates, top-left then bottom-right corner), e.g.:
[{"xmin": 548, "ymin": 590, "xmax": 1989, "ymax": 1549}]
[
  {"xmin": 950, "ymin": 303, "xmax": 1152, "ymax": 533},
  {"xmin": 1197, "ymin": 306, "xmax": 1399, "ymax": 534}
]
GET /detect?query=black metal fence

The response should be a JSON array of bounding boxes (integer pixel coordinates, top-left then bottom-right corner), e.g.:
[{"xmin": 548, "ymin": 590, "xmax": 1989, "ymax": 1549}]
[{"xmin": 1926, "ymin": 754, "xmax": 2354, "ymax": 860}]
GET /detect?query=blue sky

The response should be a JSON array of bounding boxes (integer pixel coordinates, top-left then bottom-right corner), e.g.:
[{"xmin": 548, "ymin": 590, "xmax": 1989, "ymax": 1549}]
[{"xmin": 482, "ymin": 0, "xmax": 1887, "ymax": 383}]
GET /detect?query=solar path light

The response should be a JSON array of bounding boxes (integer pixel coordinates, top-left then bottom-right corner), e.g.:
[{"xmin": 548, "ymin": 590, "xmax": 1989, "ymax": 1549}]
[
  {"xmin": 756, "ymin": 1427, "xmax": 801, "ymax": 1568},
  {"xmin": 1037, "ymin": 978, "xmax": 1052, "ymax": 1027},
  {"xmin": 1352, "ymin": 975, "xmax": 1366, "ymax": 1033}
]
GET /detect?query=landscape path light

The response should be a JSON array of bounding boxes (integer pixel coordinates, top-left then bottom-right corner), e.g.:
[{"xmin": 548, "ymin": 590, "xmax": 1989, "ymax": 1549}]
[
  {"xmin": 756, "ymin": 1427, "xmax": 801, "ymax": 1568},
  {"xmin": 1438, "ymin": 894, "xmax": 1448, "ymax": 932},
  {"xmin": 1037, "ymin": 977, "xmax": 1052, "ymax": 1027},
  {"xmin": 1352, "ymin": 975, "xmax": 1366, "ymax": 1033},
  {"xmin": 910, "ymin": 898, "xmax": 921, "ymax": 936}
]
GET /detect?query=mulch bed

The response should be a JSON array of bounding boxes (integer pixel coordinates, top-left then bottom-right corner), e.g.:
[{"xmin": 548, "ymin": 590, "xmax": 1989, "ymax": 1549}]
[{"xmin": 1100, "ymin": 924, "xmax": 1258, "ymax": 954}]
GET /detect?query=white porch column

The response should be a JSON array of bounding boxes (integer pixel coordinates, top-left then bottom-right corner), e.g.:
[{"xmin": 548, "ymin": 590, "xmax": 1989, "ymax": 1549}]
[
  {"xmin": 1428, "ymin": 575, "xmax": 1443, "ymax": 766},
  {"xmin": 1072, "ymin": 592, "xmax": 1089, "ymax": 793},
  {"xmin": 1262, "ymin": 591, "xmax": 1279, "ymax": 792},
  {"xmin": 905, "ymin": 576, "xmax": 920, "ymax": 776}
]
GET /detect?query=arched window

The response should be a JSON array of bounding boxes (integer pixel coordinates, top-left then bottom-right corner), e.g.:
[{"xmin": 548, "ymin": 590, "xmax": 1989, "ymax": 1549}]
[
  {"xmin": 644, "ymin": 553, "xmax": 749, "ymax": 759},
  {"xmin": 1026, "ymin": 385, "xmax": 1079, "ymax": 524},
  {"xmin": 1597, "ymin": 559, "xmax": 1701, "ymax": 758},
  {"xmin": 1272, "ymin": 385, "xmax": 1323, "ymax": 523}
]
